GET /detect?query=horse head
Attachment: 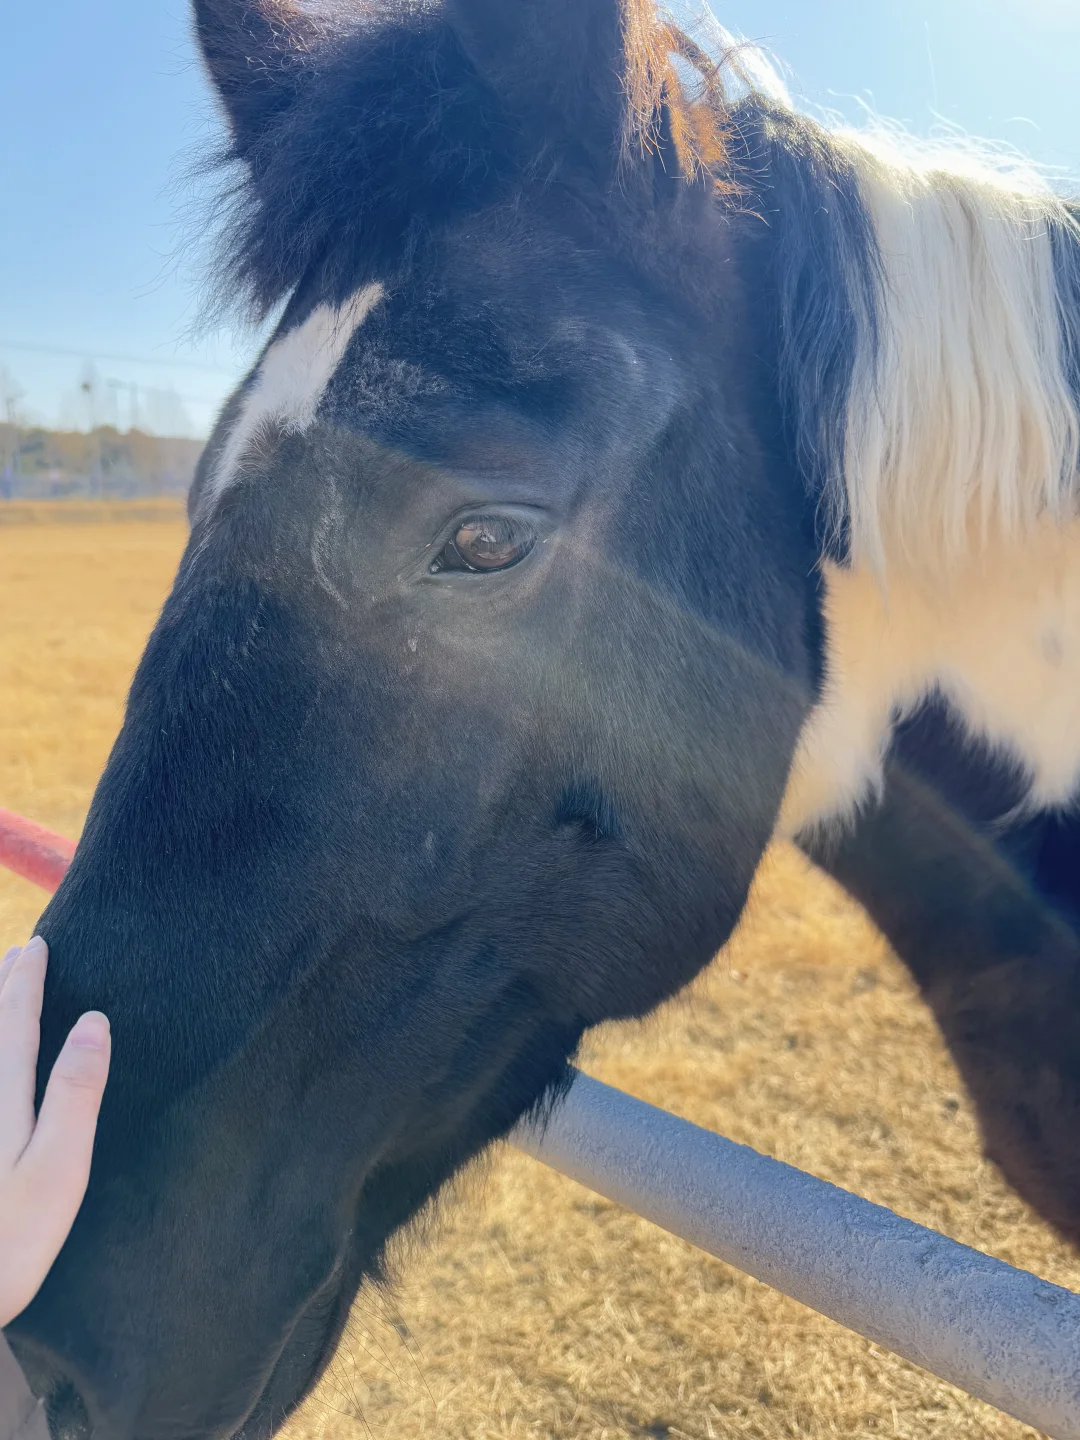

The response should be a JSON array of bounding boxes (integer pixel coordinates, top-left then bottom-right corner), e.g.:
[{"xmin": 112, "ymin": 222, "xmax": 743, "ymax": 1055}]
[{"xmin": 8, "ymin": 3, "xmax": 834, "ymax": 1434}]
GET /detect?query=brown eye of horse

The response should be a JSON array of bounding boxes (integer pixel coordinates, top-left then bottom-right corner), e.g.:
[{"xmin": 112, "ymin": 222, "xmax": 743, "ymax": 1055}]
[{"xmin": 431, "ymin": 514, "xmax": 537, "ymax": 574}]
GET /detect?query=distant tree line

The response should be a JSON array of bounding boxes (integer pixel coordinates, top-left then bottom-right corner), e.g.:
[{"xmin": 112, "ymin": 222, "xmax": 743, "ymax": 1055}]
[{"xmin": 0, "ymin": 423, "xmax": 203, "ymax": 500}]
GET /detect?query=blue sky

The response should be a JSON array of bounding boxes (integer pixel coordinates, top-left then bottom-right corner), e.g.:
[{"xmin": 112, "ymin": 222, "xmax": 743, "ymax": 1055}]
[{"xmin": 1, "ymin": 0, "xmax": 1077, "ymax": 437}]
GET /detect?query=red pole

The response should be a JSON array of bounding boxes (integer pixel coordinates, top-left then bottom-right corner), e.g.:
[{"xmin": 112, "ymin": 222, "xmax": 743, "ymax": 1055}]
[{"xmin": 0, "ymin": 808, "xmax": 74, "ymax": 893}]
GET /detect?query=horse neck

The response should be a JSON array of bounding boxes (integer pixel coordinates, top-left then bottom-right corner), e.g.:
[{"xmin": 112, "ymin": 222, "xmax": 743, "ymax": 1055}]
[
  {"xmin": 769, "ymin": 124, "xmax": 1080, "ymax": 839},
  {"xmin": 777, "ymin": 518, "xmax": 1080, "ymax": 838}
]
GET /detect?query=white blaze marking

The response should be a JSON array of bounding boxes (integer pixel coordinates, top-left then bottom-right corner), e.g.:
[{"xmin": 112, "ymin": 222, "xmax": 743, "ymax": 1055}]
[{"xmin": 208, "ymin": 283, "xmax": 384, "ymax": 502}]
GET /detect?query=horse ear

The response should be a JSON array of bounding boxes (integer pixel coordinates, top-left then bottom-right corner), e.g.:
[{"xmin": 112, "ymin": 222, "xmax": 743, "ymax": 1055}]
[
  {"xmin": 193, "ymin": 0, "xmax": 319, "ymax": 155},
  {"xmin": 444, "ymin": 0, "xmax": 631, "ymax": 176}
]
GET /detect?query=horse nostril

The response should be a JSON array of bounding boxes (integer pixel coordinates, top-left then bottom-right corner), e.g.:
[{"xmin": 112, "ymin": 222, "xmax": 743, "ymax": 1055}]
[
  {"xmin": 44, "ymin": 1380, "xmax": 92, "ymax": 1440},
  {"xmin": 8, "ymin": 1329, "xmax": 114, "ymax": 1440},
  {"xmin": 6, "ymin": 1341, "xmax": 92, "ymax": 1440}
]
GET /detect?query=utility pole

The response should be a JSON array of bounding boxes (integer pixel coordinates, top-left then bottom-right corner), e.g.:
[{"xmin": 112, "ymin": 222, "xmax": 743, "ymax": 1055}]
[
  {"xmin": 81, "ymin": 365, "xmax": 102, "ymax": 500},
  {"xmin": 0, "ymin": 368, "xmax": 24, "ymax": 500}
]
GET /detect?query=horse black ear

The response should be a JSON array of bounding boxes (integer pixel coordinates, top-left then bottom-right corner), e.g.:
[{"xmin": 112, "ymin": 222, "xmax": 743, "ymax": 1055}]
[
  {"xmin": 193, "ymin": 0, "xmax": 319, "ymax": 155},
  {"xmin": 444, "ymin": 0, "xmax": 629, "ymax": 176}
]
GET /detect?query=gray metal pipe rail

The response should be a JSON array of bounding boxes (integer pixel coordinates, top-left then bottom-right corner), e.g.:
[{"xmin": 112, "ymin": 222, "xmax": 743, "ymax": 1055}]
[{"xmin": 513, "ymin": 1069, "xmax": 1080, "ymax": 1440}]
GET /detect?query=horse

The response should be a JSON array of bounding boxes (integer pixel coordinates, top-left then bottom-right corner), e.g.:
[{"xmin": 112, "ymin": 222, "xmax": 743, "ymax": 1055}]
[{"xmin": 8, "ymin": 1, "xmax": 1080, "ymax": 1435}]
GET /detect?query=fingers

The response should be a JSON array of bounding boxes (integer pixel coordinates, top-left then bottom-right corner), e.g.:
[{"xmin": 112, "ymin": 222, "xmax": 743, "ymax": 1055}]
[
  {"xmin": 0, "ymin": 947, "xmax": 21, "ymax": 1014},
  {"xmin": 0, "ymin": 938, "xmax": 47, "ymax": 1166},
  {"xmin": 0, "ymin": 1010, "xmax": 110, "ymax": 1327},
  {"xmin": 0, "ymin": 946, "xmax": 21, "ymax": 993},
  {"xmin": 0, "ymin": 939, "xmax": 112, "ymax": 1328},
  {"xmin": 18, "ymin": 1012, "xmax": 111, "ymax": 1263}
]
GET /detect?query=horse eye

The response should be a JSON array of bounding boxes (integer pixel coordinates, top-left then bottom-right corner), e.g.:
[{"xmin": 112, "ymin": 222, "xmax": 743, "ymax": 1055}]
[{"xmin": 431, "ymin": 514, "xmax": 537, "ymax": 574}]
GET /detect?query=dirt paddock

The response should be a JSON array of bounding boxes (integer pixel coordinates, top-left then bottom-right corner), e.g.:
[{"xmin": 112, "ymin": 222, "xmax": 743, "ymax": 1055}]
[{"xmin": 1, "ymin": 511, "xmax": 1076, "ymax": 1440}]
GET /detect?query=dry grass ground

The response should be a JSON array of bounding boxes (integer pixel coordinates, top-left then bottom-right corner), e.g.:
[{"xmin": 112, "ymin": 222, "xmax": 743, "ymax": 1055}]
[{"xmin": 1, "ymin": 510, "xmax": 1076, "ymax": 1440}]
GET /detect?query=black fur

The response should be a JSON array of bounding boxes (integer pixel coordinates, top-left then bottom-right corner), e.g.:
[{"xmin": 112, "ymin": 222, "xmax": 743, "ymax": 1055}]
[
  {"xmin": 200, "ymin": 0, "xmax": 652, "ymax": 321},
  {"xmin": 445, "ymin": 0, "xmax": 630, "ymax": 174},
  {"xmin": 726, "ymin": 100, "xmax": 882, "ymax": 561},
  {"xmin": 201, "ymin": 3, "xmax": 518, "ymax": 318},
  {"xmin": 890, "ymin": 694, "xmax": 1033, "ymax": 829},
  {"xmin": 803, "ymin": 739, "xmax": 1080, "ymax": 1245}
]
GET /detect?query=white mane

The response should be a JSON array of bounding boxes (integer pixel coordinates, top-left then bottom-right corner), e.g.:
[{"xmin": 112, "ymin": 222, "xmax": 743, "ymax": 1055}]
[
  {"xmin": 831, "ymin": 128, "xmax": 1080, "ymax": 573},
  {"xmin": 682, "ymin": 4, "xmax": 1080, "ymax": 574}
]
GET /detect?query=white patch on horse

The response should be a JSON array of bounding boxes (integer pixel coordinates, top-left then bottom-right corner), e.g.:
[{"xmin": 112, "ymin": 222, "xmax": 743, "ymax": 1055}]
[
  {"xmin": 834, "ymin": 131, "xmax": 1080, "ymax": 573},
  {"xmin": 209, "ymin": 283, "xmax": 384, "ymax": 502},
  {"xmin": 778, "ymin": 520, "xmax": 1080, "ymax": 837}
]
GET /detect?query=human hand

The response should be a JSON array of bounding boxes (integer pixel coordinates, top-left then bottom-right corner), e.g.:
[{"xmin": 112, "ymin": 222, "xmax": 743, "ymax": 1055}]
[{"xmin": 0, "ymin": 937, "xmax": 110, "ymax": 1328}]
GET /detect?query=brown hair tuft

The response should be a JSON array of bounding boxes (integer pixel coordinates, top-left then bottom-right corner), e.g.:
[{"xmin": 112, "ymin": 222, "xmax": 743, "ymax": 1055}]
[{"xmin": 619, "ymin": 0, "xmax": 734, "ymax": 186}]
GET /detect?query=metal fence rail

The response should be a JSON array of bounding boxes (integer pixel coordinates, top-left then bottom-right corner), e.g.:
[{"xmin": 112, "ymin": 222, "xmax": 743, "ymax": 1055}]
[
  {"xmin": 513, "ymin": 1071, "xmax": 1080, "ymax": 1439},
  {"xmin": 0, "ymin": 807, "xmax": 74, "ymax": 891},
  {"xmin": 4, "ymin": 806, "xmax": 1079, "ymax": 1438}
]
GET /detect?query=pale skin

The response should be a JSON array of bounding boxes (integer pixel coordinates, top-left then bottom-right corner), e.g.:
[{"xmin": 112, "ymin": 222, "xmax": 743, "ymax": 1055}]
[{"xmin": 0, "ymin": 937, "xmax": 110, "ymax": 1329}]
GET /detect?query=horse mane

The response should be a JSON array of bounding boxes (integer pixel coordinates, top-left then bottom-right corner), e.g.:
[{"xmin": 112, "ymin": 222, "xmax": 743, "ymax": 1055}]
[
  {"xmin": 620, "ymin": 0, "xmax": 732, "ymax": 180},
  {"xmin": 828, "ymin": 131, "xmax": 1080, "ymax": 572},
  {"xmin": 628, "ymin": 6, "xmax": 1080, "ymax": 574}
]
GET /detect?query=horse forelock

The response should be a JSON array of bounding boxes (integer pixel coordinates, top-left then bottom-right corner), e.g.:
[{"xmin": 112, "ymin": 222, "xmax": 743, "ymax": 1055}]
[{"xmin": 198, "ymin": 0, "xmax": 753, "ymax": 327}]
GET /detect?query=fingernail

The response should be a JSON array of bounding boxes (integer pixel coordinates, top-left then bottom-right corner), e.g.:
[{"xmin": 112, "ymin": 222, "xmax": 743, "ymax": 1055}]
[
  {"xmin": 21, "ymin": 936, "xmax": 47, "ymax": 962},
  {"xmin": 69, "ymin": 1012, "xmax": 110, "ymax": 1050}
]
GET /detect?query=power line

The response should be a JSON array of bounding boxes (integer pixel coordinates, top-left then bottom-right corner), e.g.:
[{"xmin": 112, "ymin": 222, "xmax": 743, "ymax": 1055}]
[
  {"xmin": 103, "ymin": 377, "xmax": 227, "ymax": 407},
  {"xmin": 0, "ymin": 337, "xmax": 243, "ymax": 376}
]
